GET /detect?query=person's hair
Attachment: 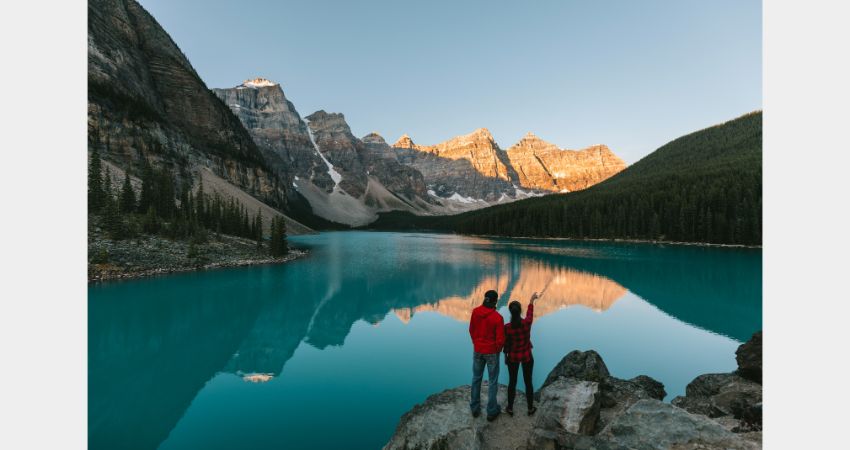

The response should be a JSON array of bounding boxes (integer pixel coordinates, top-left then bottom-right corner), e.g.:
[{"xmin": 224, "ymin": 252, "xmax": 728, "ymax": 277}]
[
  {"xmin": 484, "ymin": 290, "xmax": 498, "ymax": 307},
  {"xmin": 509, "ymin": 301, "xmax": 522, "ymax": 328}
]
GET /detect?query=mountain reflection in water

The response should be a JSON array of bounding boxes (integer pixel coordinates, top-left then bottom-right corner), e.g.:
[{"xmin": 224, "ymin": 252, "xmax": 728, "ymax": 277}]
[
  {"xmin": 88, "ymin": 232, "xmax": 761, "ymax": 450},
  {"xmin": 394, "ymin": 263, "xmax": 627, "ymax": 323}
]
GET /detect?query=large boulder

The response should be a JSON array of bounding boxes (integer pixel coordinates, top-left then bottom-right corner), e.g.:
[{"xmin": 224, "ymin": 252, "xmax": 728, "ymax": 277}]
[
  {"xmin": 671, "ymin": 373, "xmax": 762, "ymax": 431},
  {"xmin": 541, "ymin": 350, "xmax": 665, "ymax": 429},
  {"xmin": 736, "ymin": 331, "xmax": 762, "ymax": 383},
  {"xmin": 597, "ymin": 399, "xmax": 759, "ymax": 450},
  {"xmin": 628, "ymin": 375, "xmax": 668, "ymax": 400},
  {"xmin": 541, "ymin": 350, "xmax": 610, "ymax": 389},
  {"xmin": 533, "ymin": 379, "xmax": 601, "ymax": 436},
  {"xmin": 598, "ymin": 374, "xmax": 667, "ymax": 428},
  {"xmin": 383, "ymin": 382, "xmax": 535, "ymax": 450}
]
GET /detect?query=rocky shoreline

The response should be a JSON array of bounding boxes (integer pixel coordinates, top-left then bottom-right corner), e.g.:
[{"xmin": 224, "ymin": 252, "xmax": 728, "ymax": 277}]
[
  {"xmin": 88, "ymin": 227, "xmax": 307, "ymax": 283},
  {"xmin": 385, "ymin": 331, "xmax": 762, "ymax": 450}
]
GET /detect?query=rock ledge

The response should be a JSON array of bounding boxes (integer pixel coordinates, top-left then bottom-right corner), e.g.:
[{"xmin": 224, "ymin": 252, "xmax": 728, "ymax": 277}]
[{"xmin": 385, "ymin": 332, "xmax": 763, "ymax": 449}]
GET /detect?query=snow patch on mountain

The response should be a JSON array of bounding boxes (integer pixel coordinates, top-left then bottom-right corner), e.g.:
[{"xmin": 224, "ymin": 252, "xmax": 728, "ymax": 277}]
[
  {"xmin": 241, "ymin": 77, "xmax": 278, "ymax": 88},
  {"xmin": 304, "ymin": 121, "xmax": 343, "ymax": 186}
]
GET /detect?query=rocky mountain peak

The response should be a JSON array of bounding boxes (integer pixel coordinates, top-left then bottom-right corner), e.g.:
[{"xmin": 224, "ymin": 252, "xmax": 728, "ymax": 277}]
[
  {"xmin": 521, "ymin": 131, "xmax": 541, "ymax": 141},
  {"xmin": 393, "ymin": 134, "xmax": 417, "ymax": 149},
  {"xmin": 472, "ymin": 127, "xmax": 494, "ymax": 139},
  {"xmin": 362, "ymin": 132, "xmax": 387, "ymax": 145},
  {"xmin": 433, "ymin": 128, "xmax": 499, "ymax": 154},
  {"xmin": 509, "ymin": 132, "xmax": 560, "ymax": 153},
  {"xmin": 241, "ymin": 77, "xmax": 278, "ymax": 88},
  {"xmin": 505, "ymin": 136, "xmax": 627, "ymax": 192},
  {"xmin": 305, "ymin": 110, "xmax": 351, "ymax": 136},
  {"xmin": 393, "ymin": 133, "xmax": 416, "ymax": 148}
]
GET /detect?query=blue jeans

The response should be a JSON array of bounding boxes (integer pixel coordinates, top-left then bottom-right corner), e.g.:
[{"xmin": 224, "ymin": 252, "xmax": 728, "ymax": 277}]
[{"xmin": 470, "ymin": 352, "xmax": 500, "ymax": 416}]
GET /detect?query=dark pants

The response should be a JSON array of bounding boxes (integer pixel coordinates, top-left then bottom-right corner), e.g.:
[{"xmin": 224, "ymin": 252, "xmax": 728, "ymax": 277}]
[{"xmin": 507, "ymin": 359, "xmax": 534, "ymax": 409}]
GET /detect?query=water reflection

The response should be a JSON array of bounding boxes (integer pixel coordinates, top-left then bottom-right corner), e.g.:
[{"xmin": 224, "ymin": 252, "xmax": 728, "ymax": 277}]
[
  {"xmin": 394, "ymin": 263, "xmax": 627, "ymax": 323},
  {"xmin": 88, "ymin": 232, "xmax": 761, "ymax": 450}
]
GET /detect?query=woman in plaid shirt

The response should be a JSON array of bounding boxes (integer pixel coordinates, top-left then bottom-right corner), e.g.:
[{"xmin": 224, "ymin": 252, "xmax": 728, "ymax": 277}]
[{"xmin": 504, "ymin": 292, "xmax": 539, "ymax": 416}]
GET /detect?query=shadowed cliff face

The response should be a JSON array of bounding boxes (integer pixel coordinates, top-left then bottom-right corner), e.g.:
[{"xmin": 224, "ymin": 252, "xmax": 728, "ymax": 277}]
[
  {"xmin": 88, "ymin": 0, "xmax": 287, "ymax": 208},
  {"xmin": 296, "ymin": 111, "xmax": 435, "ymax": 220}
]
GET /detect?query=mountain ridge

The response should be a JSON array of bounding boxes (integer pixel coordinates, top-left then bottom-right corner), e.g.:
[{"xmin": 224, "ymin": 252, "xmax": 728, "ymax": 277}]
[
  {"xmin": 368, "ymin": 111, "xmax": 762, "ymax": 246},
  {"xmin": 213, "ymin": 76, "xmax": 627, "ymax": 226}
]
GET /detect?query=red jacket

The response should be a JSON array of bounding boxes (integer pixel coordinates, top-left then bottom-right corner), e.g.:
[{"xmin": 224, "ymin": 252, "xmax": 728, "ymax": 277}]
[
  {"xmin": 469, "ymin": 305, "xmax": 505, "ymax": 354},
  {"xmin": 504, "ymin": 304, "xmax": 534, "ymax": 363}
]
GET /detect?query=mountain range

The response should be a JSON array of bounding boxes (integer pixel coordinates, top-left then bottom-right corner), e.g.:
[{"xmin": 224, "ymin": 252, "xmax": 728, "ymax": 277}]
[
  {"xmin": 211, "ymin": 77, "xmax": 626, "ymax": 226},
  {"xmin": 87, "ymin": 0, "xmax": 627, "ymax": 232},
  {"xmin": 88, "ymin": 0, "xmax": 759, "ymax": 245}
]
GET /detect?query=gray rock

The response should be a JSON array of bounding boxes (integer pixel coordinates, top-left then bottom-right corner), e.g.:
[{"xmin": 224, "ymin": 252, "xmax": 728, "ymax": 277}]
[
  {"xmin": 628, "ymin": 375, "xmax": 667, "ymax": 401},
  {"xmin": 384, "ymin": 350, "xmax": 760, "ymax": 450},
  {"xmin": 598, "ymin": 399, "xmax": 758, "ymax": 450},
  {"xmin": 534, "ymin": 379, "xmax": 601, "ymax": 435},
  {"xmin": 597, "ymin": 375, "xmax": 666, "ymax": 429},
  {"xmin": 671, "ymin": 373, "xmax": 762, "ymax": 421},
  {"xmin": 541, "ymin": 350, "xmax": 610, "ymax": 389},
  {"xmin": 736, "ymin": 331, "xmax": 762, "ymax": 384},
  {"xmin": 540, "ymin": 351, "xmax": 665, "ymax": 429},
  {"xmin": 525, "ymin": 429, "xmax": 616, "ymax": 450},
  {"xmin": 383, "ymin": 382, "xmax": 535, "ymax": 450}
]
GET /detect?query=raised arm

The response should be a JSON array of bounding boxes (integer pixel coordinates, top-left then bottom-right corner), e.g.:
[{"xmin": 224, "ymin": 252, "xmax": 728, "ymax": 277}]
[{"xmin": 525, "ymin": 291, "xmax": 539, "ymax": 324}]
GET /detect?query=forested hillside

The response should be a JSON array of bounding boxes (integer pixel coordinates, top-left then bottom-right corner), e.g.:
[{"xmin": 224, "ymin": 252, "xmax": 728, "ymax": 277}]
[{"xmin": 369, "ymin": 112, "xmax": 762, "ymax": 246}]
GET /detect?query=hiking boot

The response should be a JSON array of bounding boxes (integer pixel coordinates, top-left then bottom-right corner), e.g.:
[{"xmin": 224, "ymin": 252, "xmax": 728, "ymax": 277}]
[
  {"xmin": 486, "ymin": 410, "xmax": 501, "ymax": 422},
  {"xmin": 471, "ymin": 409, "xmax": 481, "ymax": 418}
]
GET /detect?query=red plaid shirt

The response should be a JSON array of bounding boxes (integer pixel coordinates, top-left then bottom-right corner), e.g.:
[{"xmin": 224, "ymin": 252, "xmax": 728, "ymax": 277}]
[{"xmin": 503, "ymin": 304, "xmax": 534, "ymax": 363}]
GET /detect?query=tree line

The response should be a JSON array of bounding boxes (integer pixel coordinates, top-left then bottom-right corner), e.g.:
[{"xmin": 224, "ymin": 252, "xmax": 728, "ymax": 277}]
[{"xmin": 88, "ymin": 148, "xmax": 288, "ymax": 256}]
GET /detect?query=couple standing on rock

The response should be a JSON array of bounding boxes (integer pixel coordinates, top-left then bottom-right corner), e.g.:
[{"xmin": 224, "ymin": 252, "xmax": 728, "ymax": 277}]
[{"xmin": 468, "ymin": 289, "xmax": 539, "ymax": 421}]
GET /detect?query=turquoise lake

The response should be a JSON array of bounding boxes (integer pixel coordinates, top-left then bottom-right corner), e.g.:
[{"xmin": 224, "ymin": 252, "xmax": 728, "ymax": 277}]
[{"xmin": 88, "ymin": 231, "xmax": 762, "ymax": 449}]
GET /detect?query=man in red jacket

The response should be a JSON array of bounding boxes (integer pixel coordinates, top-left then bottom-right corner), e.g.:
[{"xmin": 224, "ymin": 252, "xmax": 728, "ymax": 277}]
[{"xmin": 469, "ymin": 289, "xmax": 505, "ymax": 421}]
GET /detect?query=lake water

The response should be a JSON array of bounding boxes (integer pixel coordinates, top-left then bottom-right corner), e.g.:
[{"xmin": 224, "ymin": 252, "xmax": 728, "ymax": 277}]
[{"xmin": 88, "ymin": 231, "xmax": 762, "ymax": 449}]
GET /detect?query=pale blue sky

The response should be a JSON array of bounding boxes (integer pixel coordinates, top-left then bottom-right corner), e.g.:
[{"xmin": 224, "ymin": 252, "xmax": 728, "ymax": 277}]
[{"xmin": 139, "ymin": 0, "xmax": 761, "ymax": 164}]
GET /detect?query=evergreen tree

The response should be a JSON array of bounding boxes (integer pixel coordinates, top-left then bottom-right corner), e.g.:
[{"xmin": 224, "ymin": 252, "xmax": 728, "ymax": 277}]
[
  {"xmin": 102, "ymin": 192, "xmax": 125, "ymax": 240},
  {"xmin": 280, "ymin": 217, "xmax": 287, "ymax": 254},
  {"xmin": 142, "ymin": 205, "xmax": 159, "ymax": 234},
  {"xmin": 119, "ymin": 172, "xmax": 136, "ymax": 213},
  {"xmin": 269, "ymin": 216, "xmax": 289, "ymax": 257},
  {"xmin": 88, "ymin": 148, "xmax": 106, "ymax": 212},
  {"xmin": 156, "ymin": 168, "xmax": 176, "ymax": 219},
  {"xmin": 102, "ymin": 170, "xmax": 113, "ymax": 202},
  {"xmin": 138, "ymin": 160, "xmax": 154, "ymax": 214},
  {"xmin": 255, "ymin": 210, "xmax": 264, "ymax": 250}
]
